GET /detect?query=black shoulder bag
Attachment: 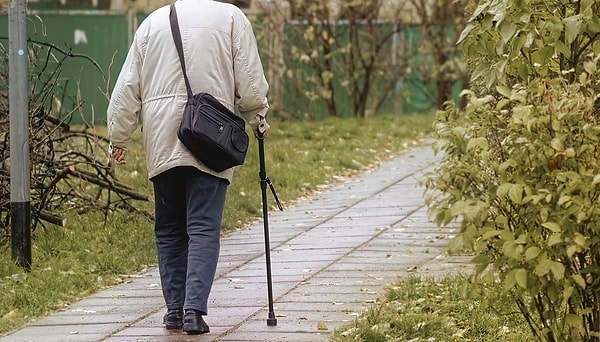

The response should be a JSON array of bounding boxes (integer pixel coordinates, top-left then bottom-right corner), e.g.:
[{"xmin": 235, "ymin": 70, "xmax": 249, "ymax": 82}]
[{"xmin": 169, "ymin": 4, "xmax": 249, "ymax": 172}]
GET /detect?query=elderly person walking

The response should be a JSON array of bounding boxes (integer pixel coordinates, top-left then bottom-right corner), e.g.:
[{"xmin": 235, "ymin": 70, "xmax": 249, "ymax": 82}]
[{"xmin": 107, "ymin": 0, "xmax": 270, "ymax": 335}]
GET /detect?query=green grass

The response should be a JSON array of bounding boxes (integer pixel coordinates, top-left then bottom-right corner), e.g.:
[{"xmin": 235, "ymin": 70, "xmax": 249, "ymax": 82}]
[
  {"xmin": 0, "ymin": 114, "xmax": 433, "ymax": 335},
  {"xmin": 330, "ymin": 275, "xmax": 533, "ymax": 342},
  {"xmin": 223, "ymin": 115, "xmax": 433, "ymax": 231}
]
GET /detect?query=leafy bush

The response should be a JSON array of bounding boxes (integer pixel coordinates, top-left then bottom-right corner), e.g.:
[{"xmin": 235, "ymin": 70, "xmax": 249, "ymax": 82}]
[{"xmin": 423, "ymin": 0, "xmax": 600, "ymax": 341}]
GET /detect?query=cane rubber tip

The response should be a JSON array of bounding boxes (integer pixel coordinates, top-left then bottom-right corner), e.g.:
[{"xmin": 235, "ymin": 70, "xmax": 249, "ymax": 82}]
[{"xmin": 267, "ymin": 312, "xmax": 277, "ymax": 326}]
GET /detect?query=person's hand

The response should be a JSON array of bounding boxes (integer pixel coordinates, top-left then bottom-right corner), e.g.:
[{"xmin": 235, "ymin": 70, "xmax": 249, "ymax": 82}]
[
  {"xmin": 255, "ymin": 120, "xmax": 270, "ymax": 139},
  {"xmin": 111, "ymin": 147, "xmax": 127, "ymax": 165}
]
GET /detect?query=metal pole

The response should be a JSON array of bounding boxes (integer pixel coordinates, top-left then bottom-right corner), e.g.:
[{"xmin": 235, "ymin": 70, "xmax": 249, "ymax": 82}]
[
  {"xmin": 258, "ymin": 136, "xmax": 277, "ymax": 326},
  {"xmin": 9, "ymin": 0, "xmax": 32, "ymax": 270}
]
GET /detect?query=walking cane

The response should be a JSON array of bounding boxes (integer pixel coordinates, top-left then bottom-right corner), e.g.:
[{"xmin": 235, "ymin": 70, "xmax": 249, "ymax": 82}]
[{"xmin": 257, "ymin": 128, "xmax": 283, "ymax": 326}]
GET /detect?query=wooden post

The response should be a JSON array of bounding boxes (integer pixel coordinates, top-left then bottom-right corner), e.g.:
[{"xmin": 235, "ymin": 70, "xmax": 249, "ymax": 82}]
[
  {"xmin": 266, "ymin": 1, "xmax": 288, "ymax": 116},
  {"xmin": 9, "ymin": 0, "xmax": 32, "ymax": 270},
  {"xmin": 392, "ymin": 20, "xmax": 403, "ymax": 116},
  {"xmin": 126, "ymin": 7, "xmax": 137, "ymax": 48}
]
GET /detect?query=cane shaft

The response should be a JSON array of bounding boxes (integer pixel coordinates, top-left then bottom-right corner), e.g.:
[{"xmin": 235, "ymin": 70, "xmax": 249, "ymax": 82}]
[{"xmin": 258, "ymin": 137, "xmax": 277, "ymax": 326}]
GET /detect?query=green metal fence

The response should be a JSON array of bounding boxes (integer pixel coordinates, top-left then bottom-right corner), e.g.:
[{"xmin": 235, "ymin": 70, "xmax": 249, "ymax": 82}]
[
  {"xmin": 2, "ymin": 10, "xmax": 448, "ymax": 124},
  {"xmin": 1, "ymin": 10, "xmax": 130, "ymax": 125}
]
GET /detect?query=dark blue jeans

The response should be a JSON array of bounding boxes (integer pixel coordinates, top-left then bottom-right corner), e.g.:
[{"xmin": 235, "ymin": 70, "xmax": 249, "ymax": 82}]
[{"xmin": 152, "ymin": 166, "xmax": 228, "ymax": 315}]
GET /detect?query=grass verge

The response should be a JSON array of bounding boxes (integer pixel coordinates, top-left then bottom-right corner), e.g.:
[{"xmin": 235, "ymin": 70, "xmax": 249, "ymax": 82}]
[
  {"xmin": 330, "ymin": 275, "xmax": 532, "ymax": 342},
  {"xmin": 0, "ymin": 113, "xmax": 433, "ymax": 335}
]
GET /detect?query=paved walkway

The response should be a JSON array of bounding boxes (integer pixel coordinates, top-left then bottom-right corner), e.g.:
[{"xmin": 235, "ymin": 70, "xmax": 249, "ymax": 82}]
[{"xmin": 0, "ymin": 142, "xmax": 472, "ymax": 342}]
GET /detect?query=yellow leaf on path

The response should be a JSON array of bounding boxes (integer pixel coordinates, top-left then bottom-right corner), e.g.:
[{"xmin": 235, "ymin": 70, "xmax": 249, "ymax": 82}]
[{"xmin": 317, "ymin": 322, "xmax": 328, "ymax": 330}]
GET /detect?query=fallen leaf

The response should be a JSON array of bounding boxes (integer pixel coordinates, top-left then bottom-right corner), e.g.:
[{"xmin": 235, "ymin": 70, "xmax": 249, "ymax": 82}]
[
  {"xmin": 2, "ymin": 310, "xmax": 17, "ymax": 320},
  {"xmin": 317, "ymin": 322, "xmax": 328, "ymax": 330}
]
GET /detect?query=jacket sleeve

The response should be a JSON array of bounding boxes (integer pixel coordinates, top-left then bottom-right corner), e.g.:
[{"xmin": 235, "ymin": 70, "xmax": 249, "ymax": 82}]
[
  {"xmin": 232, "ymin": 12, "xmax": 270, "ymax": 131},
  {"xmin": 107, "ymin": 27, "xmax": 146, "ymax": 150}
]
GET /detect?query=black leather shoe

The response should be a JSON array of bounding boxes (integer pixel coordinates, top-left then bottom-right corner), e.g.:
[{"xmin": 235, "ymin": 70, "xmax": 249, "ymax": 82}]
[
  {"xmin": 163, "ymin": 308, "xmax": 183, "ymax": 329},
  {"xmin": 183, "ymin": 309, "xmax": 210, "ymax": 335}
]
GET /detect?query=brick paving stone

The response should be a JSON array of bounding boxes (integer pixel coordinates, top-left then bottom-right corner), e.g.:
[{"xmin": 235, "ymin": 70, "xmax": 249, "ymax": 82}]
[{"xmin": 0, "ymin": 142, "xmax": 474, "ymax": 342}]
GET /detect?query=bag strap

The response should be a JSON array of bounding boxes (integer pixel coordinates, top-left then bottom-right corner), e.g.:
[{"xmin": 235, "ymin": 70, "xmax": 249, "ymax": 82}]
[{"xmin": 169, "ymin": 4, "xmax": 194, "ymax": 98}]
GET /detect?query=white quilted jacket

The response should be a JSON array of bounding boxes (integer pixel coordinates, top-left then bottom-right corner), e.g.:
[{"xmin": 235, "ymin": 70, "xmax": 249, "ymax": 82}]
[{"xmin": 107, "ymin": 0, "xmax": 269, "ymax": 182}]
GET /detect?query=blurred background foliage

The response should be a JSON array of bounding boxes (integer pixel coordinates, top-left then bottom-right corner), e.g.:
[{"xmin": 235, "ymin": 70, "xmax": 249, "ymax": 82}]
[{"xmin": 1, "ymin": 0, "xmax": 472, "ymax": 122}]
